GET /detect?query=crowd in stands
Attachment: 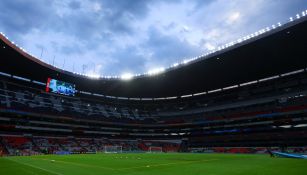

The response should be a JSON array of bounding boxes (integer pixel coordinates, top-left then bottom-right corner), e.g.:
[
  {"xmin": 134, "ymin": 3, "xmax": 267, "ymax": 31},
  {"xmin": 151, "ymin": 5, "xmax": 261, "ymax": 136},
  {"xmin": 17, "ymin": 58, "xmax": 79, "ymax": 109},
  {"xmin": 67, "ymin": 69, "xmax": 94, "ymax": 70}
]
[
  {"xmin": 0, "ymin": 135, "xmax": 182, "ymax": 156},
  {"xmin": 1, "ymin": 135, "xmax": 306, "ymax": 156}
]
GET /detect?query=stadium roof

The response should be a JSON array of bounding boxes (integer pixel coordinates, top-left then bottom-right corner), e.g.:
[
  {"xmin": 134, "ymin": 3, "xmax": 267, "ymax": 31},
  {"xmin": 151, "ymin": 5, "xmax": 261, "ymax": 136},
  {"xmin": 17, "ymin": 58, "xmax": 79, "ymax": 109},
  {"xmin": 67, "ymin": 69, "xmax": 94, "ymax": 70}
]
[{"xmin": 0, "ymin": 16, "xmax": 307, "ymax": 98}]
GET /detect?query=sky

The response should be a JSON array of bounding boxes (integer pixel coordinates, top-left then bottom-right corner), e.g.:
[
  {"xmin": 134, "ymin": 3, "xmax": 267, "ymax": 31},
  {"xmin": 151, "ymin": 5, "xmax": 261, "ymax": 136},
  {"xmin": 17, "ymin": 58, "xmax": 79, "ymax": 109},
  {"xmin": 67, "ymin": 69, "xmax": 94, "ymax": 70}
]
[{"xmin": 0, "ymin": 0, "xmax": 306, "ymax": 77}]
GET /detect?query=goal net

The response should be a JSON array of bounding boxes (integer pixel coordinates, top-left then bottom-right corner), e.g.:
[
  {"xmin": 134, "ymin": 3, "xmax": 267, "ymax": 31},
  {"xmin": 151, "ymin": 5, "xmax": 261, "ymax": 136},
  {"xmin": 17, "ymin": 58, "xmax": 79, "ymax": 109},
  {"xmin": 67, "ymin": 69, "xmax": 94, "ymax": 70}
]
[
  {"xmin": 148, "ymin": 146, "xmax": 163, "ymax": 153},
  {"xmin": 189, "ymin": 147, "xmax": 205, "ymax": 153},
  {"xmin": 189, "ymin": 147, "xmax": 213, "ymax": 153},
  {"xmin": 104, "ymin": 146, "xmax": 122, "ymax": 153}
]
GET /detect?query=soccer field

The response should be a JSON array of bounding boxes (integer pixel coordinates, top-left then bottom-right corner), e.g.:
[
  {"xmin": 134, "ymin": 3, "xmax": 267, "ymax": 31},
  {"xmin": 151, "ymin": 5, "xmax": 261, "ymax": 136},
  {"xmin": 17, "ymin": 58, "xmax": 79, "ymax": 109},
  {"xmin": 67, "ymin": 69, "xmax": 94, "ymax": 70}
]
[{"xmin": 0, "ymin": 153, "xmax": 306, "ymax": 175}]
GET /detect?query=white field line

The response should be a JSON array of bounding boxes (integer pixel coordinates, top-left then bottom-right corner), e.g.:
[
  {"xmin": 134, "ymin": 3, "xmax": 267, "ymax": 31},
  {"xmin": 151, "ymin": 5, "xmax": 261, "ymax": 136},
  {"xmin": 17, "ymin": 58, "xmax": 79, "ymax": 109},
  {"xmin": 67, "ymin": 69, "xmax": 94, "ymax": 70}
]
[
  {"xmin": 33, "ymin": 158, "xmax": 118, "ymax": 171},
  {"xmin": 9, "ymin": 156, "xmax": 219, "ymax": 173},
  {"xmin": 6, "ymin": 158, "xmax": 64, "ymax": 175},
  {"xmin": 20, "ymin": 166, "xmax": 43, "ymax": 175},
  {"xmin": 119, "ymin": 159, "xmax": 220, "ymax": 170}
]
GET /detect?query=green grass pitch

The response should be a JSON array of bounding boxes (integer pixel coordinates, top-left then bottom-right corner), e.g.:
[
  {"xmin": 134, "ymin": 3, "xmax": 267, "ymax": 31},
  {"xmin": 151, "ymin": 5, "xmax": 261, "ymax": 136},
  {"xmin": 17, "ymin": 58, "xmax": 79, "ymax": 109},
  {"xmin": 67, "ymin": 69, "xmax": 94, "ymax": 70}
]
[{"xmin": 0, "ymin": 153, "xmax": 306, "ymax": 175}]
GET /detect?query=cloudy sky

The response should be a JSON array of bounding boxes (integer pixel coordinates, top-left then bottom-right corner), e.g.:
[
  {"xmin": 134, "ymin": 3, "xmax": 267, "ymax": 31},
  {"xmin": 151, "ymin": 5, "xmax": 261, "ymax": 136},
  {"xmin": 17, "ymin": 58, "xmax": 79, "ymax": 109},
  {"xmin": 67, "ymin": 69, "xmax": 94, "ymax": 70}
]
[{"xmin": 0, "ymin": 0, "xmax": 306, "ymax": 77}]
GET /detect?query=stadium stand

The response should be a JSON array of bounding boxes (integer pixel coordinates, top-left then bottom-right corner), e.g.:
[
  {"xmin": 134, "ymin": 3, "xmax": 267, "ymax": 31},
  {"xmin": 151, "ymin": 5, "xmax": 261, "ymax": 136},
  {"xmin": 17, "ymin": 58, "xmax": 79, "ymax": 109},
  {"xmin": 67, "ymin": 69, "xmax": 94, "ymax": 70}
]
[{"xmin": 0, "ymin": 69, "xmax": 307, "ymax": 155}]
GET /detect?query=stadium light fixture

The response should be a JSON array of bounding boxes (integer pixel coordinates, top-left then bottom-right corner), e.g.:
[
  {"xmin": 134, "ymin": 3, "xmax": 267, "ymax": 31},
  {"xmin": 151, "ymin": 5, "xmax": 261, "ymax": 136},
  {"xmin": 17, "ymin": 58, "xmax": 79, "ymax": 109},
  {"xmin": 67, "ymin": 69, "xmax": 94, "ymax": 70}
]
[
  {"xmin": 87, "ymin": 74, "xmax": 100, "ymax": 79},
  {"xmin": 121, "ymin": 73, "xmax": 133, "ymax": 80},
  {"xmin": 148, "ymin": 67, "xmax": 165, "ymax": 75},
  {"xmin": 172, "ymin": 63, "xmax": 179, "ymax": 67},
  {"xmin": 294, "ymin": 124, "xmax": 307, "ymax": 128},
  {"xmin": 183, "ymin": 59, "xmax": 190, "ymax": 64},
  {"xmin": 279, "ymin": 125, "xmax": 292, "ymax": 129}
]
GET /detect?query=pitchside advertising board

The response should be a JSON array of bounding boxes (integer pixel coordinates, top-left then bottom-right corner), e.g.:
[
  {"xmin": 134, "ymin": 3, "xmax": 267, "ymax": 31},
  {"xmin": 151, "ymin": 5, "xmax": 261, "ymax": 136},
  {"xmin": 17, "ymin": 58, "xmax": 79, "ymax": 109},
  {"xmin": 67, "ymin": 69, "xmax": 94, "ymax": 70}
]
[{"xmin": 46, "ymin": 78, "xmax": 76, "ymax": 96}]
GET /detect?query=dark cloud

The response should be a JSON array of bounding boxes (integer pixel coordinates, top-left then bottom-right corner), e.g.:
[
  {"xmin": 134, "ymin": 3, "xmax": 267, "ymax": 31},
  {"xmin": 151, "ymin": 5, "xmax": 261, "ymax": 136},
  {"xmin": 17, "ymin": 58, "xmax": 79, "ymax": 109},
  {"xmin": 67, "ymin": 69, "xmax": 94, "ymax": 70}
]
[
  {"xmin": 60, "ymin": 45, "xmax": 83, "ymax": 55},
  {"xmin": 47, "ymin": 0, "xmax": 159, "ymax": 53},
  {"xmin": 99, "ymin": 0, "xmax": 154, "ymax": 19},
  {"xmin": 79, "ymin": 0, "xmax": 156, "ymax": 34},
  {"xmin": 0, "ymin": 0, "xmax": 54, "ymax": 41},
  {"xmin": 68, "ymin": 1, "xmax": 81, "ymax": 10},
  {"xmin": 99, "ymin": 26, "xmax": 203, "ymax": 75},
  {"xmin": 143, "ymin": 27, "xmax": 202, "ymax": 64},
  {"xmin": 101, "ymin": 46, "xmax": 147, "ymax": 75},
  {"xmin": 0, "ymin": 0, "xmax": 155, "ymax": 41},
  {"xmin": 194, "ymin": 0, "xmax": 215, "ymax": 7}
]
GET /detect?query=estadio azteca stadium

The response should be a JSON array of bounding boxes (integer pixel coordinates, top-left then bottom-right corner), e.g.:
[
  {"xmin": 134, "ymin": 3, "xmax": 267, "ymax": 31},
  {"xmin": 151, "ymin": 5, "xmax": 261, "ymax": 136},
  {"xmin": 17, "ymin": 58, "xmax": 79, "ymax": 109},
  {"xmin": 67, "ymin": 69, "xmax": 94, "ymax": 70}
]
[{"xmin": 0, "ymin": 11, "xmax": 307, "ymax": 175}]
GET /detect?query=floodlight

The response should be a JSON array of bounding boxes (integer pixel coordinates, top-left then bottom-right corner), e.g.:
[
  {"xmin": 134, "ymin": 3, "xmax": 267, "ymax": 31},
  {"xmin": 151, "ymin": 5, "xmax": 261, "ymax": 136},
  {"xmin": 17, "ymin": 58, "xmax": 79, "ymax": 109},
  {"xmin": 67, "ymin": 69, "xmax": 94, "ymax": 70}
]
[
  {"xmin": 87, "ymin": 74, "xmax": 100, "ymax": 79},
  {"xmin": 148, "ymin": 67, "xmax": 165, "ymax": 75},
  {"xmin": 172, "ymin": 63, "xmax": 179, "ymax": 67},
  {"xmin": 183, "ymin": 59, "xmax": 190, "ymax": 64},
  {"xmin": 121, "ymin": 73, "xmax": 133, "ymax": 80}
]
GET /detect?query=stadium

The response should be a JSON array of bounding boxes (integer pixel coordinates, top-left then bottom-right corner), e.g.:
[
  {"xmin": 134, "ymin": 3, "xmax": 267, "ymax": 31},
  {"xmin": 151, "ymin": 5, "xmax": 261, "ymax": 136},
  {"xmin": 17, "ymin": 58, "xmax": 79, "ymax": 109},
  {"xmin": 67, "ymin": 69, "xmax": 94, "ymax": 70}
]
[{"xmin": 0, "ymin": 4, "xmax": 307, "ymax": 175}]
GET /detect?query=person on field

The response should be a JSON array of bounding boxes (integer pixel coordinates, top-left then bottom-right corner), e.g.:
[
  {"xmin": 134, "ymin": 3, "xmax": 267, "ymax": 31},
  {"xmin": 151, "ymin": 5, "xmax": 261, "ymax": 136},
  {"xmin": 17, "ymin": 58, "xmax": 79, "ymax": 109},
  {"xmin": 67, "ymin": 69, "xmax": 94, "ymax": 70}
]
[{"xmin": 267, "ymin": 147, "xmax": 274, "ymax": 157}]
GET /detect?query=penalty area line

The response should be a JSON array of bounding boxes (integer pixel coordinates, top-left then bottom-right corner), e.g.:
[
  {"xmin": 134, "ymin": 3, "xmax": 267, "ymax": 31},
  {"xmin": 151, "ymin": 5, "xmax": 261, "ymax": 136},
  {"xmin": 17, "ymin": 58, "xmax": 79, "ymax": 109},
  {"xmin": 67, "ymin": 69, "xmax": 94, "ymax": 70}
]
[{"xmin": 32, "ymin": 157, "xmax": 120, "ymax": 172}]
